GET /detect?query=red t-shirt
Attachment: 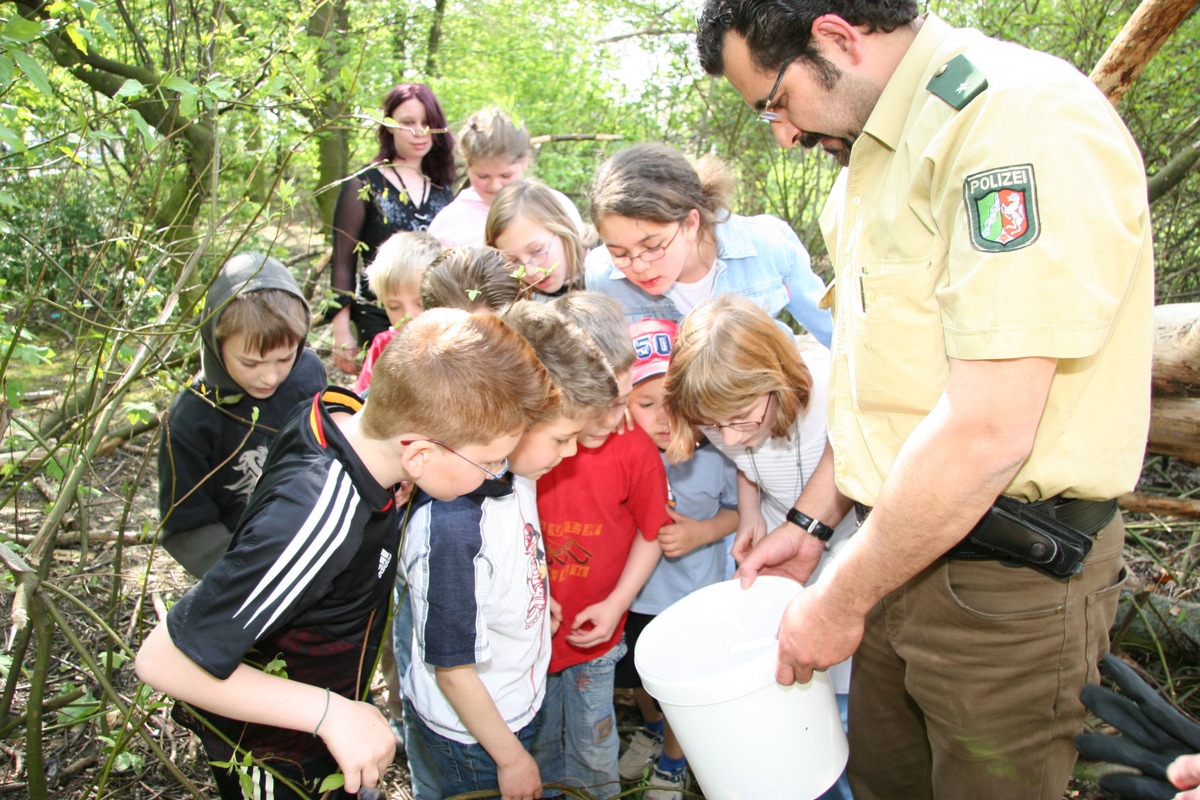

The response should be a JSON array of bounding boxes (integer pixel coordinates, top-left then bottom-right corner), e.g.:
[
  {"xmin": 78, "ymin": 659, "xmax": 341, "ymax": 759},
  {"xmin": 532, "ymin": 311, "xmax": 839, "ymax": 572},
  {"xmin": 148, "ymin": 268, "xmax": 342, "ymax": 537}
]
[
  {"xmin": 353, "ymin": 328, "xmax": 398, "ymax": 395},
  {"xmin": 537, "ymin": 426, "xmax": 670, "ymax": 672}
]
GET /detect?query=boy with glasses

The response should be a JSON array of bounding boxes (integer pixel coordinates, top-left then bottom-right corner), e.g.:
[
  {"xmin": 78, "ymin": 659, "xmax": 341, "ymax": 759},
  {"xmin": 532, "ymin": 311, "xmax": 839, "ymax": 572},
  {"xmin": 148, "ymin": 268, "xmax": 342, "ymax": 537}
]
[{"xmin": 136, "ymin": 309, "xmax": 552, "ymax": 800}]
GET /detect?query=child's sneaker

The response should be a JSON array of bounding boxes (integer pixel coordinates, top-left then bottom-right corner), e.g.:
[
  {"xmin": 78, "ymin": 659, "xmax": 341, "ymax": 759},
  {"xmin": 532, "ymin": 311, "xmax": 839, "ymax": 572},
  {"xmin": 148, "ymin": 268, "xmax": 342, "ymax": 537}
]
[
  {"xmin": 619, "ymin": 727, "xmax": 664, "ymax": 781},
  {"xmin": 641, "ymin": 763, "xmax": 688, "ymax": 800}
]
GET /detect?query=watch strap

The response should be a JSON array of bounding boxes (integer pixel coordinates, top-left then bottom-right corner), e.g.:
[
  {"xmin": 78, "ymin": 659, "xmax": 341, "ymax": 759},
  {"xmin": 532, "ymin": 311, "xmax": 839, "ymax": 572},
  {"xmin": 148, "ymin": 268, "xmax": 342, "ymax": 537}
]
[{"xmin": 786, "ymin": 508, "xmax": 835, "ymax": 542}]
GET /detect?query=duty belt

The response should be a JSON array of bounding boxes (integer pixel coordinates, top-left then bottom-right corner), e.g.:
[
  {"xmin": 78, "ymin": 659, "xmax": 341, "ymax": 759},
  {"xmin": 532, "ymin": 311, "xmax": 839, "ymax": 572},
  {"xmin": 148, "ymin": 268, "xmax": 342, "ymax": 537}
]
[{"xmin": 854, "ymin": 496, "xmax": 1118, "ymax": 579}]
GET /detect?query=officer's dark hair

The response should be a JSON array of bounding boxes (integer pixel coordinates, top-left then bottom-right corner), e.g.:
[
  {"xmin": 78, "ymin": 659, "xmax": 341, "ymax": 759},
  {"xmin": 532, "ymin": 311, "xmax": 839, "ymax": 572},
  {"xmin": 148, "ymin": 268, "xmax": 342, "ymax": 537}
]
[{"xmin": 697, "ymin": 0, "xmax": 919, "ymax": 78}]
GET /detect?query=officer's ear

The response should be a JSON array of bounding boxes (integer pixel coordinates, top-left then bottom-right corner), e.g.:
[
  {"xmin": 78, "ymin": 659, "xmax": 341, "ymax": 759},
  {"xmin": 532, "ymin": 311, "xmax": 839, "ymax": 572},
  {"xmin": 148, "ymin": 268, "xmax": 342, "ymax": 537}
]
[{"xmin": 810, "ymin": 14, "xmax": 867, "ymax": 66}]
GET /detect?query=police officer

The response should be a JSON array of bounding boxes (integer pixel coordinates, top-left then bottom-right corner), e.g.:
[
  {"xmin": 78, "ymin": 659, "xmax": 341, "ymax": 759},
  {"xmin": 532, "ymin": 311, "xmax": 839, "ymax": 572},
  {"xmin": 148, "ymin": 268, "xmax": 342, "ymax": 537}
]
[{"xmin": 696, "ymin": 2, "xmax": 1154, "ymax": 799}]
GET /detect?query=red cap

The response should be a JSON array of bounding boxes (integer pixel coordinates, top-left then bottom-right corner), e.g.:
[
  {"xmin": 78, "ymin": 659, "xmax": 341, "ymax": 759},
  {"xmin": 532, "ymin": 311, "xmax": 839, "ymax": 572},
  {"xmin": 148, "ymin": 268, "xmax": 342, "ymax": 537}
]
[{"xmin": 629, "ymin": 319, "xmax": 678, "ymax": 385}]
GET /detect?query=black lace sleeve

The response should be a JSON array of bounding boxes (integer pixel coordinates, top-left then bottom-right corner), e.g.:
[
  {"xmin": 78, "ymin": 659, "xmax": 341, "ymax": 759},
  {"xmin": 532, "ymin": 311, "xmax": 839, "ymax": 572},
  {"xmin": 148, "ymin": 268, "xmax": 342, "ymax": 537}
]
[{"xmin": 332, "ymin": 175, "xmax": 367, "ymax": 297}]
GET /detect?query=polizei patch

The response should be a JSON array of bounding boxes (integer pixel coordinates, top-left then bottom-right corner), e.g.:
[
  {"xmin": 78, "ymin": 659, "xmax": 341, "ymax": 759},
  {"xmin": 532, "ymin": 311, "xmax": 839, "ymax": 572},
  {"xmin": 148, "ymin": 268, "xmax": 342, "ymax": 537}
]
[{"xmin": 964, "ymin": 164, "xmax": 1039, "ymax": 252}]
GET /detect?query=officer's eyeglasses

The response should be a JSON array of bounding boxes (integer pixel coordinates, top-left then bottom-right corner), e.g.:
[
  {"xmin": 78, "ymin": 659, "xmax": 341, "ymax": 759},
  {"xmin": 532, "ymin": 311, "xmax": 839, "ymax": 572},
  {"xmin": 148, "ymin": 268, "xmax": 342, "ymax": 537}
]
[{"xmin": 759, "ymin": 59, "xmax": 794, "ymax": 124}]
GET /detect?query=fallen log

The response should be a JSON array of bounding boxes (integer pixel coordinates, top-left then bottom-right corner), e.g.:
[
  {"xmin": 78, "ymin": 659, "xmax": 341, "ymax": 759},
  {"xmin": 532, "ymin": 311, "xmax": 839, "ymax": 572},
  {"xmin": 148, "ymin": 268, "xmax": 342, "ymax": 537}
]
[
  {"xmin": 1111, "ymin": 591, "xmax": 1200, "ymax": 663},
  {"xmin": 1153, "ymin": 303, "xmax": 1200, "ymax": 396},
  {"xmin": 1147, "ymin": 396, "xmax": 1200, "ymax": 464}
]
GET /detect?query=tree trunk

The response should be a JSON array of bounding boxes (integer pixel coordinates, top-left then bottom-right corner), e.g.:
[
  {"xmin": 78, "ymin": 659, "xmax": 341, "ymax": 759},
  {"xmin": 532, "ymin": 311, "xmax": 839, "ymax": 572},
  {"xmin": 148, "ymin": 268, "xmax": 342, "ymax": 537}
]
[
  {"xmin": 307, "ymin": 0, "xmax": 352, "ymax": 243},
  {"xmin": 1089, "ymin": 0, "xmax": 1200, "ymax": 107},
  {"xmin": 1152, "ymin": 303, "xmax": 1200, "ymax": 396},
  {"xmin": 426, "ymin": 0, "xmax": 448, "ymax": 77}
]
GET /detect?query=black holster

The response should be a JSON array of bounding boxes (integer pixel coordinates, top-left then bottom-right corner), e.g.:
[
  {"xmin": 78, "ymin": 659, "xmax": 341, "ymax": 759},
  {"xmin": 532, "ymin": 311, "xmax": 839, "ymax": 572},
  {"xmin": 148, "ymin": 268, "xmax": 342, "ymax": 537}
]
[{"xmin": 947, "ymin": 495, "xmax": 1117, "ymax": 579}]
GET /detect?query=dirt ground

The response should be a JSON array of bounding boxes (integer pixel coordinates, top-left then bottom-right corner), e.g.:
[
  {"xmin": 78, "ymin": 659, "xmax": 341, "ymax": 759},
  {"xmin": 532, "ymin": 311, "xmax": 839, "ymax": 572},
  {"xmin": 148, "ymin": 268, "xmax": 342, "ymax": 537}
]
[{"xmin": 1, "ymin": 346, "xmax": 1195, "ymax": 800}]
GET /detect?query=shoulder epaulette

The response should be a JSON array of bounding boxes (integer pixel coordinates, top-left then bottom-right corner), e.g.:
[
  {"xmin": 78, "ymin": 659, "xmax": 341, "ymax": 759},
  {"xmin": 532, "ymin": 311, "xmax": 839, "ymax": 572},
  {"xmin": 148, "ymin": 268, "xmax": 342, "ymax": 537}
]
[{"xmin": 926, "ymin": 54, "xmax": 987, "ymax": 110}]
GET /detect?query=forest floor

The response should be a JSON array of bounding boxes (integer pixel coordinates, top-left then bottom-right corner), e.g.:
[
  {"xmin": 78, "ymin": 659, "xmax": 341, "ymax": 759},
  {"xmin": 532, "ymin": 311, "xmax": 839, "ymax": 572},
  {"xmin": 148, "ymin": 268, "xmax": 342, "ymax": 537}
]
[{"xmin": 1, "ymin": 331, "xmax": 1197, "ymax": 800}]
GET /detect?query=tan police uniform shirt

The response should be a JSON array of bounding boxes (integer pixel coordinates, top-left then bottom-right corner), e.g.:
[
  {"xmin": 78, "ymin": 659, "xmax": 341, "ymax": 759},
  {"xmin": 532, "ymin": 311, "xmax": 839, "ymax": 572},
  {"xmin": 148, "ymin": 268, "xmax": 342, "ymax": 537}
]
[{"xmin": 819, "ymin": 14, "xmax": 1154, "ymax": 505}]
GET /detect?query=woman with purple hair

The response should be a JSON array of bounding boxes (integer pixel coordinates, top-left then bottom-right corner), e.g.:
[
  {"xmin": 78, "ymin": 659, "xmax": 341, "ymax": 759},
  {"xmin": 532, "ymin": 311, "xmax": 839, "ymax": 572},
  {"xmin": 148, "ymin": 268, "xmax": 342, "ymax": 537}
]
[{"xmin": 330, "ymin": 83, "xmax": 457, "ymax": 372}]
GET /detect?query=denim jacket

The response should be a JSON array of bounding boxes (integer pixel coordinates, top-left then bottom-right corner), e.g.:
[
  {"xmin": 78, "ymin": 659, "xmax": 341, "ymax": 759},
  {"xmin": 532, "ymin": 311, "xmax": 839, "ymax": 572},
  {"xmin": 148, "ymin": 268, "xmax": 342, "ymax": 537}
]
[{"xmin": 584, "ymin": 213, "xmax": 833, "ymax": 347}]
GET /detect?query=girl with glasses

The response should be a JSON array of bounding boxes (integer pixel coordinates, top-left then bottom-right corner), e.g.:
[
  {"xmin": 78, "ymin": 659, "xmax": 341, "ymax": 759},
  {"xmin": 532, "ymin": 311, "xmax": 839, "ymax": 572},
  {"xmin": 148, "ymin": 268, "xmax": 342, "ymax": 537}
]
[
  {"xmin": 662, "ymin": 292, "xmax": 855, "ymax": 800},
  {"xmin": 584, "ymin": 142, "xmax": 833, "ymax": 349},
  {"xmin": 485, "ymin": 179, "xmax": 589, "ymax": 300},
  {"xmin": 330, "ymin": 83, "xmax": 456, "ymax": 374}
]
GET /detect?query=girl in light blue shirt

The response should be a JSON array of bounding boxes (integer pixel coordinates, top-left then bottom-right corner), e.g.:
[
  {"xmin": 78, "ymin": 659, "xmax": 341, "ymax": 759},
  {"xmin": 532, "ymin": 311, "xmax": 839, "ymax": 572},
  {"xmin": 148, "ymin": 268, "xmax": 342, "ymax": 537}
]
[{"xmin": 584, "ymin": 143, "xmax": 832, "ymax": 347}]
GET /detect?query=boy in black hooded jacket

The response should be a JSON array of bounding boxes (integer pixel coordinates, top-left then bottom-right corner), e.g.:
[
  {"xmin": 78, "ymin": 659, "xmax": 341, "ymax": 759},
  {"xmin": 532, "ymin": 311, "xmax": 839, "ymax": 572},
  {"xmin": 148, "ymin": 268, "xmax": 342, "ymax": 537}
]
[{"xmin": 157, "ymin": 252, "xmax": 326, "ymax": 576}]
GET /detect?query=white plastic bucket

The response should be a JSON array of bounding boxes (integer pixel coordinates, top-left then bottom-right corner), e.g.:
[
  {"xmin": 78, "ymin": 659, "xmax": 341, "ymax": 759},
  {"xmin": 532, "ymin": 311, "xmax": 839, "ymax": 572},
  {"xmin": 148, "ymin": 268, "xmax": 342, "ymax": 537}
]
[{"xmin": 634, "ymin": 576, "xmax": 848, "ymax": 800}]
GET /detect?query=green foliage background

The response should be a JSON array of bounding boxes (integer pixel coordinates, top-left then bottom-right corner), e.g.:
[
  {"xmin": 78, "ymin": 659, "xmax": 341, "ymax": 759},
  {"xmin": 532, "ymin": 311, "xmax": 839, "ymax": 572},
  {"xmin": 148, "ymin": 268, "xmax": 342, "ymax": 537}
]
[{"xmin": 0, "ymin": 0, "xmax": 1198, "ymax": 796}]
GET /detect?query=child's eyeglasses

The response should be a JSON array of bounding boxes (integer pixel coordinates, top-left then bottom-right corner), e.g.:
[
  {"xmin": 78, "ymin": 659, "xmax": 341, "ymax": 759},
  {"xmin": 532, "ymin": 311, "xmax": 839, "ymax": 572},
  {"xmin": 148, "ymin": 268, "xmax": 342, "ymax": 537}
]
[
  {"xmin": 400, "ymin": 438, "xmax": 508, "ymax": 480},
  {"xmin": 702, "ymin": 394, "xmax": 774, "ymax": 433},
  {"xmin": 524, "ymin": 241, "xmax": 556, "ymax": 269},
  {"xmin": 609, "ymin": 223, "xmax": 682, "ymax": 270}
]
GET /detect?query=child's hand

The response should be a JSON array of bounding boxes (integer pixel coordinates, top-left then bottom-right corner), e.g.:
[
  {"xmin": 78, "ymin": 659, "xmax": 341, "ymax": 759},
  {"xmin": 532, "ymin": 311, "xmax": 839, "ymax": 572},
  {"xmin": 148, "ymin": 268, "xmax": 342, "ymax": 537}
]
[
  {"xmin": 549, "ymin": 597, "xmax": 563, "ymax": 636},
  {"xmin": 497, "ymin": 749, "xmax": 543, "ymax": 800},
  {"xmin": 731, "ymin": 510, "xmax": 767, "ymax": 564},
  {"xmin": 658, "ymin": 507, "xmax": 704, "ymax": 559},
  {"xmin": 566, "ymin": 601, "xmax": 620, "ymax": 649},
  {"xmin": 318, "ymin": 694, "xmax": 395, "ymax": 794}
]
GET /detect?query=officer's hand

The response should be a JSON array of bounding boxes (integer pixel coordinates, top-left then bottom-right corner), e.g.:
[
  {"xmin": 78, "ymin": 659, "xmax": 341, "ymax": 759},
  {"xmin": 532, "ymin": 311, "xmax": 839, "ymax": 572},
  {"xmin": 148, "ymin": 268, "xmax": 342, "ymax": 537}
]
[{"xmin": 1075, "ymin": 654, "xmax": 1200, "ymax": 800}]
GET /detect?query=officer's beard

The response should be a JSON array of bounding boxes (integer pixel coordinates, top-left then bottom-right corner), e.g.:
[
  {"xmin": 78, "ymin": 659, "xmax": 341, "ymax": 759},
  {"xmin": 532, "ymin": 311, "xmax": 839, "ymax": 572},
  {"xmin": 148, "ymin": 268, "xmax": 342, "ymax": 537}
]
[{"xmin": 799, "ymin": 132, "xmax": 856, "ymax": 168}]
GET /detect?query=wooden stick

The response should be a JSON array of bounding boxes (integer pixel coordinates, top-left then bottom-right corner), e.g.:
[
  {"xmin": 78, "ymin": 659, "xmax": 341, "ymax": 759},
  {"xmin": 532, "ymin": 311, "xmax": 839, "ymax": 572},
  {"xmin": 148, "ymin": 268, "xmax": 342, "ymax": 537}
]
[
  {"xmin": 1120, "ymin": 491, "xmax": 1200, "ymax": 520},
  {"xmin": 1089, "ymin": 0, "xmax": 1200, "ymax": 106}
]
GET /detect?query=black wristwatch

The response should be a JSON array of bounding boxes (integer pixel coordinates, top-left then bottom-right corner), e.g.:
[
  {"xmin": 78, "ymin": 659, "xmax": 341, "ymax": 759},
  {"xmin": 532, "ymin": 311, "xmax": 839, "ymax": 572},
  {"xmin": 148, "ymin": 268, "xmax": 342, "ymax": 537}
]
[{"xmin": 786, "ymin": 508, "xmax": 836, "ymax": 542}]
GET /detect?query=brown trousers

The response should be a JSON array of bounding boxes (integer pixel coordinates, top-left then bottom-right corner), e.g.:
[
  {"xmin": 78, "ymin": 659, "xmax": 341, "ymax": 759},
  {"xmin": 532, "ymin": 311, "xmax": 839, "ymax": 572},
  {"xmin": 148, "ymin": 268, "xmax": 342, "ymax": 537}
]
[{"xmin": 847, "ymin": 514, "xmax": 1126, "ymax": 800}]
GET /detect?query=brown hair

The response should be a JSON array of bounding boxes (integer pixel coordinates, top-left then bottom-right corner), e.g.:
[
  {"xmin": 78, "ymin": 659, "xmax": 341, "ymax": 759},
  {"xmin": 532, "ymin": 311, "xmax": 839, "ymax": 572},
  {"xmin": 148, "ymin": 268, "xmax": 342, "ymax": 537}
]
[
  {"xmin": 214, "ymin": 289, "xmax": 309, "ymax": 355},
  {"xmin": 502, "ymin": 300, "xmax": 617, "ymax": 421},
  {"xmin": 361, "ymin": 308, "xmax": 554, "ymax": 443},
  {"xmin": 419, "ymin": 247, "xmax": 521, "ymax": 312},
  {"xmin": 485, "ymin": 179, "xmax": 585, "ymax": 295},
  {"xmin": 589, "ymin": 143, "xmax": 734, "ymax": 246},
  {"xmin": 663, "ymin": 293, "xmax": 811, "ymax": 462},
  {"xmin": 550, "ymin": 291, "xmax": 636, "ymax": 375},
  {"xmin": 367, "ymin": 231, "xmax": 443, "ymax": 301},
  {"xmin": 373, "ymin": 83, "xmax": 456, "ymax": 188}
]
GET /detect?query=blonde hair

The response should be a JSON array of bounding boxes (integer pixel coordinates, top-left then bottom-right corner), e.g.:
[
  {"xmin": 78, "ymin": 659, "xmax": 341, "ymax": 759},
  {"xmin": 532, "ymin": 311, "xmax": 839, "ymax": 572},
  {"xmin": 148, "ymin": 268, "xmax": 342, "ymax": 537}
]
[
  {"xmin": 485, "ymin": 179, "xmax": 585, "ymax": 296},
  {"xmin": 458, "ymin": 108, "xmax": 530, "ymax": 167},
  {"xmin": 550, "ymin": 291, "xmax": 635, "ymax": 375},
  {"xmin": 502, "ymin": 300, "xmax": 617, "ymax": 421},
  {"xmin": 589, "ymin": 143, "xmax": 734, "ymax": 245},
  {"xmin": 361, "ymin": 308, "xmax": 553, "ymax": 443},
  {"xmin": 366, "ymin": 231, "xmax": 443, "ymax": 302},
  {"xmin": 419, "ymin": 247, "xmax": 521, "ymax": 312},
  {"xmin": 663, "ymin": 294, "xmax": 811, "ymax": 462},
  {"xmin": 215, "ymin": 289, "xmax": 309, "ymax": 354}
]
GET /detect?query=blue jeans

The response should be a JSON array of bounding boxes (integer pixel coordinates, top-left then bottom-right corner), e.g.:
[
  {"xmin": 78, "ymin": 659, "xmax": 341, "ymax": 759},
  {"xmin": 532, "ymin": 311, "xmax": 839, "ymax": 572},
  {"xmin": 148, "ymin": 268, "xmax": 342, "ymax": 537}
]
[
  {"xmin": 395, "ymin": 590, "xmax": 442, "ymax": 800},
  {"xmin": 531, "ymin": 639, "xmax": 626, "ymax": 800},
  {"xmin": 406, "ymin": 698, "xmax": 537, "ymax": 798}
]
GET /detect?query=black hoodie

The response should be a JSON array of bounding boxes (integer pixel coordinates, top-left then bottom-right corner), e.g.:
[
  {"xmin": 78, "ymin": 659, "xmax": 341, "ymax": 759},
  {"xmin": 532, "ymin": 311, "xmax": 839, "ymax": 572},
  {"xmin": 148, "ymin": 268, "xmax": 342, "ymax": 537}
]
[{"xmin": 157, "ymin": 253, "xmax": 326, "ymax": 576}]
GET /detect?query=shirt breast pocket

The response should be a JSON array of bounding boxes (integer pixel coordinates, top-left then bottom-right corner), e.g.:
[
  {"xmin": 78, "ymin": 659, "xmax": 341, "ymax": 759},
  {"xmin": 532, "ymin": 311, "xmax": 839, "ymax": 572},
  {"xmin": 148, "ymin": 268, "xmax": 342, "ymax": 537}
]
[{"xmin": 851, "ymin": 258, "xmax": 946, "ymax": 415}]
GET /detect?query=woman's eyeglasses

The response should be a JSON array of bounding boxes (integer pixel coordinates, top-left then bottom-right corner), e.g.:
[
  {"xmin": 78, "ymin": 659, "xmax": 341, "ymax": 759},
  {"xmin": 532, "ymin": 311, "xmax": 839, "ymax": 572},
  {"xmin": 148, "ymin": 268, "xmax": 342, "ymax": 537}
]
[
  {"xmin": 390, "ymin": 123, "xmax": 450, "ymax": 137},
  {"xmin": 399, "ymin": 438, "xmax": 508, "ymax": 480}
]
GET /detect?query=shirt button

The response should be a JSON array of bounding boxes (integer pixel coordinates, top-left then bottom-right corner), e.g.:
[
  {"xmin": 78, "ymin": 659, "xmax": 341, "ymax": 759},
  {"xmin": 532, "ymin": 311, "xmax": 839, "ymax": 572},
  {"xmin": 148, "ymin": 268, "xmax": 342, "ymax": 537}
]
[{"xmin": 851, "ymin": 197, "xmax": 862, "ymax": 207}]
